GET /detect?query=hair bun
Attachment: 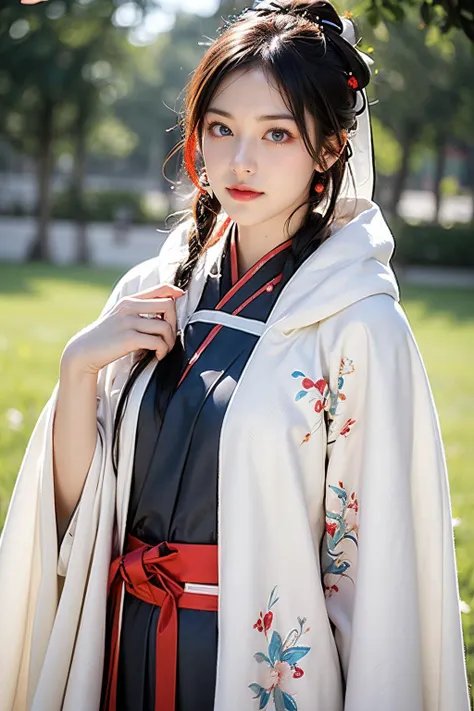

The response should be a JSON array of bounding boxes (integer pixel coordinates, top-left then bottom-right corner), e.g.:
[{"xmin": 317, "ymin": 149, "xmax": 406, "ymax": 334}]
[
  {"xmin": 249, "ymin": 1, "xmax": 371, "ymax": 92},
  {"xmin": 294, "ymin": 1, "xmax": 344, "ymax": 34},
  {"xmin": 302, "ymin": 1, "xmax": 372, "ymax": 92}
]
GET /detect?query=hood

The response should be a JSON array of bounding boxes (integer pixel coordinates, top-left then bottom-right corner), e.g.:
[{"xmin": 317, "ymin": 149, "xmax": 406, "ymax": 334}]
[
  {"xmin": 266, "ymin": 196, "xmax": 400, "ymax": 332},
  {"xmin": 163, "ymin": 197, "xmax": 399, "ymax": 334}
]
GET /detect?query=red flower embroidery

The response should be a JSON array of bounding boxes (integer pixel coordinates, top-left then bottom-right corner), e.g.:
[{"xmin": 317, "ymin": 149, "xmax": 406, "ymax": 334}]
[
  {"xmin": 326, "ymin": 521, "xmax": 337, "ymax": 538},
  {"xmin": 314, "ymin": 378, "xmax": 327, "ymax": 395},
  {"xmin": 253, "ymin": 611, "xmax": 264, "ymax": 632},
  {"xmin": 348, "ymin": 495, "xmax": 359, "ymax": 513},
  {"xmin": 302, "ymin": 378, "xmax": 315, "ymax": 389},
  {"xmin": 263, "ymin": 611, "xmax": 273, "ymax": 631},
  {"xmin": 340, "ymin": 418, "xmax": 356, "ymax": 437},
  {"xmin": 293, "ymin": 666, "xmax": 305, "ymax": 679}
]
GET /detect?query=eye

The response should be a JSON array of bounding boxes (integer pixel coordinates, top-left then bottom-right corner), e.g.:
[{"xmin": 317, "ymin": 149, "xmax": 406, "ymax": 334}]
[
  {"xmin": 207, "ymin": 122, "xmax": 232, "ymax": 137},
  {"xmin": 265, "ymin": 128, "xmax": 294, "ymax": 143}
]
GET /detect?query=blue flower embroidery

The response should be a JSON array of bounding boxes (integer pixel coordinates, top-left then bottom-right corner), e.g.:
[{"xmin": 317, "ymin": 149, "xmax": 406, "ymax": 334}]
[{"xmin": 249, "ymin": 587, "xmax": 311, "ymax": 710}]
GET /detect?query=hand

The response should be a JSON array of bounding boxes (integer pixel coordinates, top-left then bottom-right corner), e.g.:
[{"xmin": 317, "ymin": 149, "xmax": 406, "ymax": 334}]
[{"xmin": 62, "ymin": 283, "xmax": 185, "ymax": 376}]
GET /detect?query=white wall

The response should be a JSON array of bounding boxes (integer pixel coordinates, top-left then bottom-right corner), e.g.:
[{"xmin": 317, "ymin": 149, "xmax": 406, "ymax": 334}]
[{"xmin": 0, "ymin": 218, "xmax": 167, "ymax": 268}]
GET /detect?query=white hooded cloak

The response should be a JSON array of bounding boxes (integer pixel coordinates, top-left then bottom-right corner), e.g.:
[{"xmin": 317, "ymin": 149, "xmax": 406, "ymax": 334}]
[{"xmin": 0, "ymin": 197, "xmax": 470, "ymax": 711}]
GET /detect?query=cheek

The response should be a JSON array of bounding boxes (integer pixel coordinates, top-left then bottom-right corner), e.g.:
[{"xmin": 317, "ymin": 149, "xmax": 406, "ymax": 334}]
[{"xmin": 268, "ymin": 146, "xmax": 315, "ymax": 191}]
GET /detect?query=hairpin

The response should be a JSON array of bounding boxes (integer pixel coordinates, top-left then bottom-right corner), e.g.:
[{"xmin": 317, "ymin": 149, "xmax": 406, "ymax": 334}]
[{"xmin": 320, "ymin": 19, "xmax": 342, "ymax": 32}]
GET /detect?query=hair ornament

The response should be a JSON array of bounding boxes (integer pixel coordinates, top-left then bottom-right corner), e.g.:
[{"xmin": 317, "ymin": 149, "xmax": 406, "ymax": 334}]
[
  {"xmin": 347, "ymin": 72, "xmax": 359, "ymax": 90},
  {"xmin": 320, "ymin": 19, "xmax": 342, "ymax": 32}
]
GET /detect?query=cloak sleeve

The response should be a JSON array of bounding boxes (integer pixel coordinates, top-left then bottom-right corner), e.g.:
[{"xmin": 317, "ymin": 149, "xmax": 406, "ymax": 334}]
[
  {"xmin": 319, "ymin": 294, "xmax": 470, "ymax": 711},
  {"xmin": 0, "ymin": 258, "xmax": 160, "ymax": 711}
]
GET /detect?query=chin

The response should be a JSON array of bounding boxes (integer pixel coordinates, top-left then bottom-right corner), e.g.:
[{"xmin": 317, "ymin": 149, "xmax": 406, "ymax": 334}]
[{"xmin": 217, "ymin": 199, "xmax": 274, "ymax": 228}]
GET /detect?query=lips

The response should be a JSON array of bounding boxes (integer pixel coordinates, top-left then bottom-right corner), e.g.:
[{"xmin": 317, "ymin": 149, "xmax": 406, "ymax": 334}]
[
  {"xmin": 227, "ymin": 184, "xmax": 263, "ymax": 193},
  {"xmin": 226, "ymin": 185, "xmax": 264, "ymax": 202}
]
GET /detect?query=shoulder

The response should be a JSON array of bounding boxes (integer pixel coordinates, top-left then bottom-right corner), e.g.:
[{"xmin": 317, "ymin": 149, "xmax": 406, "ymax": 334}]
[
  {"xmin": 319, "ymin": 294, "xmax": 416, "ymax": 361},
  {"xmin": 330, "ymin": 293, "xmax": 410, "ymax": 335}
]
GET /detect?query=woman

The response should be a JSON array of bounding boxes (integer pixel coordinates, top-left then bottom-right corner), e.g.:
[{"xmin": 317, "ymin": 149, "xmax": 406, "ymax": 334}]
[{"xmin": 0, "ymin": 2, "xmax": 469, "ymax": 710}]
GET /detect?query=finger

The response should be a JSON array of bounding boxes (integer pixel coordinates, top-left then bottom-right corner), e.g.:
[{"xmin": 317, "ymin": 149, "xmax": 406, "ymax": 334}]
[
  {"xmin": 133, "ymin": 284, "xmax": 185, "ymax": 301},
  {"xmin": 128, "ymin": 298, "xmax": 177, "ymax": 335},
  {"xmin": 132, "ymin": 316, "xmax": 175, "ymax": 353},
  {"xmin": 133, "ymin": 333, "xmax": 170, "ymax": 360}
]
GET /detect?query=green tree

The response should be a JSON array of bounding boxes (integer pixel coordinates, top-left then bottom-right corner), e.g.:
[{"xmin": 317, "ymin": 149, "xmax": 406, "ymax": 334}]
[
  {"xmin": 359, "ymin": 7, "xmax": 474, "ymax": 218},
  {"xmin": 349, "ymin": 0, "xmax": 474, "ymax": 41},
  {"xmin": 0, "ymin": 0, "xmax": 138, "ymax": 261}
]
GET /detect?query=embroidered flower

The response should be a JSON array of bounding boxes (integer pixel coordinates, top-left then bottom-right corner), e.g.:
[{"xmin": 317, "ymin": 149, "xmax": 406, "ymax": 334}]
[
  {"xmin": 253, "ymin": 613, "xmax": 264, "ymax": 633},
  {"xmin": 340, "ymin": 418, "xmax": 356, "ymax": 437},
  {"xmin": 340, "ymin": 357, "xmax": 355, "ymax": 377},
  {"xmin": 254, "ymin": 609, "xmax": 274, "ymax": 633},
  {"xmin": 323, "ymin": 482, "xmax": 359, "ymax": 597},
  {"xmin": 249, "ymin": 587, "xmax": 311, "ymax": 710},
  {"xmin": 292, "ymin": 358, "xmax": 356, "ymax": 445},
  {"xmin": 261, "ymin": 660, "xmax": 293, "ymax": 693},
  {"xmin": 344, "ymin": 506, "xmax": 358, "ymax": 533}
]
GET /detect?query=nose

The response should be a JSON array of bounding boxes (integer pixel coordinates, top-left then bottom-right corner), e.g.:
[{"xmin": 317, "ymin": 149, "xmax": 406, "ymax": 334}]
[{"xmin": 230, "ymin": 139, "xmax": 257, "ymax": 176}]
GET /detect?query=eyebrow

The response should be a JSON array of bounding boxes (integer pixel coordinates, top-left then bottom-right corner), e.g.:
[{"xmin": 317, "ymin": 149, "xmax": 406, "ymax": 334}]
[{"xmin": 207, "ymin": 107, "xmax": 295, "ymax": 122}]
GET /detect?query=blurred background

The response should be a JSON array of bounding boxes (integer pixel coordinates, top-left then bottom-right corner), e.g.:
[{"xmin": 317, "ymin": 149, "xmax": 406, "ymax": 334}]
[{"xmin": 0, "ymin": 0, "xmax": 473, "ymax": 697}]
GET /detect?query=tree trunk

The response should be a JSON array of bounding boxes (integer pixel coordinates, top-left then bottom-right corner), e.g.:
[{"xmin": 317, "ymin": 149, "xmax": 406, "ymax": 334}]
[
  {"xmin": 433, "ymin": 133, "xmax": 448, "ymax": 223},
  {"xmin": 28, "ymin": 99, "xmax": 55, "ymax": 261},
  {"xmin": 71, "ymin": 102, "xmax": 89, "ymax": 264},
  {"xmin": 387, "ymin": 121, "xmax": 417, "ymax": 219}
]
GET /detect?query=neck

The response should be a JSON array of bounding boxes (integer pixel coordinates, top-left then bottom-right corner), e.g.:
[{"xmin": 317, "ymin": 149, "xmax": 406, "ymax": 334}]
[{"xmin": 235, "ymin": 204, "xmax": 307, "ymax": 278}]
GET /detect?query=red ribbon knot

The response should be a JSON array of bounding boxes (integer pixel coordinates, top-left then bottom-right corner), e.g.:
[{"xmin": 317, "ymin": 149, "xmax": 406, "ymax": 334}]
[{"xmin": 103, "ymin": 535, "xmax": 218, "ymax": 711}]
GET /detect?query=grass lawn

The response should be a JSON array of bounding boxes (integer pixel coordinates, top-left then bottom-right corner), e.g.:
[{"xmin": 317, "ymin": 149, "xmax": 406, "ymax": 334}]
[{"xmin": 0, "ymin": 262, "xmax": 473, "ymax": 689}]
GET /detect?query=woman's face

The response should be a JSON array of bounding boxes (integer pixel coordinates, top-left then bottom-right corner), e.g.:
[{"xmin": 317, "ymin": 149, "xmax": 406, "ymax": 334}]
[{"xmin": 201, "ymin": 66, "xmax": 319, "ymax": 231}]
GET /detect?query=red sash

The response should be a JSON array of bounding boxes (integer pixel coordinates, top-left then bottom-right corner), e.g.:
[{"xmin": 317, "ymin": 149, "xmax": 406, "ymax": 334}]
[{"xmin": 103, "ymin": 534, "xmax": 218, "ymax": 711}]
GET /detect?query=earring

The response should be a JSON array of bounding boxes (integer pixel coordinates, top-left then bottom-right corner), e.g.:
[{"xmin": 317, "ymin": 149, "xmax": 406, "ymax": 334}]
[
  {"xmin": 313, "ymin": 170, "xmax": 327, "ymax": 195},
  {"xmin": 199, "ymin": 169, "xmax": 214, "ymax": 199}
]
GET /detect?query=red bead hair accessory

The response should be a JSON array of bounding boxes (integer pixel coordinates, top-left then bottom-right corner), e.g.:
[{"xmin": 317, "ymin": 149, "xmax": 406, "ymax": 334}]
[
  {"xmin": 347, "ymin": 72, "xmax": 359, "ymax": 90},
  {"xmin": 314, "ymin": 183, "xmax": 325, "ymax": 194}
]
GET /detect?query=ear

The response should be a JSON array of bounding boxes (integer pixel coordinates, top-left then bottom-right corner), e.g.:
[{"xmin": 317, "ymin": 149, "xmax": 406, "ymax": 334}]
[{"xmin": 314, "ymin": 131, "xmax": 348, "ymax": 172}]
